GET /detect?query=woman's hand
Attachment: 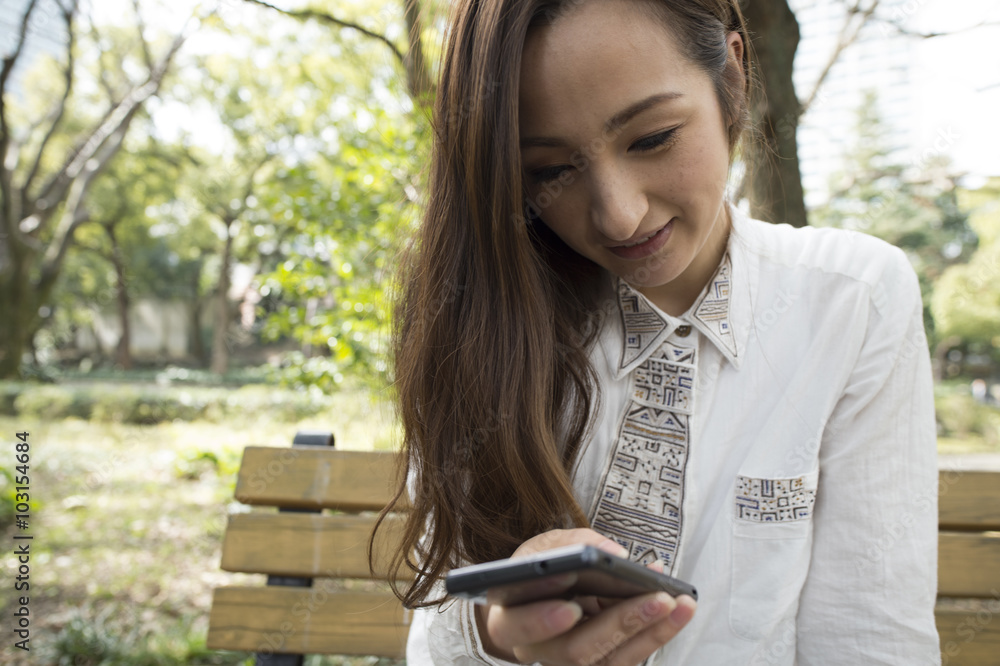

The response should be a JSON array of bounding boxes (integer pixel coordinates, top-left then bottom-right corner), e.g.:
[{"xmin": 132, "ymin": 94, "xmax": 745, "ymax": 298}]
[{"xmin": 475, "ymin": 528, "xmax": 696, "ymax": 665}]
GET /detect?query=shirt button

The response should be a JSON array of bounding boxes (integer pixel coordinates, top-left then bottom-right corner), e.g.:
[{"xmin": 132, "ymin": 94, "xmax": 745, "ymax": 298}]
[{"xmin": 676, "ymin": 325, "xmax": 692, "ymax": 337}]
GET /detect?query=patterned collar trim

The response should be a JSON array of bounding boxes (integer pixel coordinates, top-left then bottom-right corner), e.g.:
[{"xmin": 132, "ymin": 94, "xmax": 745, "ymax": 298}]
[{"xmin": 615, "ymin": 251, "xmax": 741, "ymax": 378}]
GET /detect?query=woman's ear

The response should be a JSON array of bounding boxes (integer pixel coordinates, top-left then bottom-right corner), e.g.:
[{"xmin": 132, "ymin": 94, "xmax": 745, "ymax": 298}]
[{"xmin": 726, "ymin": 31, "xmax": 745, "ymax": 81}]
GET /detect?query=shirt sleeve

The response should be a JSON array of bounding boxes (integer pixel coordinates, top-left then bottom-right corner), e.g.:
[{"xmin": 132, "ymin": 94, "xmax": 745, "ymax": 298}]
[
  {"xmin": 795, "ymin": 247, "xmax": 940, "ymax": 664},
  {"xmin": 407, "ymin": 591, "xmax": 527, "ymax": 666}
]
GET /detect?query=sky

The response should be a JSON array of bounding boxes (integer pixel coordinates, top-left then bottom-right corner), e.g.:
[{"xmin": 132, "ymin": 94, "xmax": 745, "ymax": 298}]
[
  {"xmin": 3, "ymin": 0, "xmax": 999, "ymax": 198},
  {"xmin": 908, "ymin": 0, "xmax": 1000, "ymax": 182}
]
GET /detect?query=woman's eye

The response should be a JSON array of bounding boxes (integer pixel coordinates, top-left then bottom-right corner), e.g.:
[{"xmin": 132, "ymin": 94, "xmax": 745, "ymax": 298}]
[
  {"xmin": 528, "ymin": 165, "xmax": 570, "ymax": 185},
  {"xmin": 527, "ymin": 128, "xmax": 678, "ymax": 184},
  {"xmin": 630, "ymin": 128, "xmax": 678, "ymax": 153}
]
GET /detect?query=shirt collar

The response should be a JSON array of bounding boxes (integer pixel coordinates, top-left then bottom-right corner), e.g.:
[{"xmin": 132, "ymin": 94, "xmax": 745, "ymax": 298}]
[{"xmin": 613, "ymin": 204, "xmax": 753, "ymax": 378}]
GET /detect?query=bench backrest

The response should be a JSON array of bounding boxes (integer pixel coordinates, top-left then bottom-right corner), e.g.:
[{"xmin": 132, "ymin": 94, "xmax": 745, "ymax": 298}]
[
  {"xmin": 933, "ymin": 469, "xmax": 1000, "ymax": 665},
  {"xmin": 207, "ymin": 446, "xmax": 410, "ymax": 659},
  {"xmin": 209, "ymin": 447, "xmax": 1000, "ymax": 664}
]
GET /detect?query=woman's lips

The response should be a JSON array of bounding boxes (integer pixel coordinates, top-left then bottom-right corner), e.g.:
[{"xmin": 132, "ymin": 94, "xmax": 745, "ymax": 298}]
[{"xmin": 607, "ymin": 219, "xmax": 673, "ymax": 260}]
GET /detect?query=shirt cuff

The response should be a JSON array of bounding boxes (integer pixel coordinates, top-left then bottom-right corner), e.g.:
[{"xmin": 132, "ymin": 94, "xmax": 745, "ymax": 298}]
[{"xmin": 460, "ymin": 598, "xmax": 535, "ymax": 666}]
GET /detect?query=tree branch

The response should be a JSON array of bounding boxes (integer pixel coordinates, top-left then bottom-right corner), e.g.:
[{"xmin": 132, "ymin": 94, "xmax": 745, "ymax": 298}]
[
  {"xmin": 20, "ymin": 1, "xmax": 78, "ymax": 215},
  {"xmin": 799, "ymin": 0, "xmax": 880, "ymax": 116},
  {"xmin": 880, "ymin": 18, "xmax": 1000, "ymax": 39},
  {"xmin": 31, "ymin": 19, "xmax": 190, "ymax": 233},
  {"xmin": 241, "ymin": 0, "xmax": 406, "ymax": 66},
  {"xmin": 85, "ymin": 10, "xmax": 120, "ymax": 101},
  {"xmin": 38, "ymin": 118, "xmax": 132, "ymax": 296},
  {"xmin": 1, "ymin": 0, "xmax": 40, "ymax": 258},
  {"xmin": 131, "ymin": 0, "xmax": 154, "ymax": 71}
]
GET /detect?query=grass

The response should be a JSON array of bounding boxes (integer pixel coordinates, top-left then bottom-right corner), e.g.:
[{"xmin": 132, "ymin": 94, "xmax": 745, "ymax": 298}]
[{"xmin": 0, "ymin": 386, "xmax": 400, "ymax": 666}]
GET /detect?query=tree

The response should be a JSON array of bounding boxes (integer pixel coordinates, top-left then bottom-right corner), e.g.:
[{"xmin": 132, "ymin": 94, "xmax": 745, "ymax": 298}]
[
  {"xmin": 740, "ymin": 0, "xmax": 886, "ymax": 228},
  {"xmin": 186, "ymin": 18, "xmax": 430, "ymax": 386},
  {"xmin": 243, "ymin": 0, "xmax": 436, "ymax": 108},
  {"xmin": 0, "ymin": 0, "xmax": 192, "ymax": 377},
  {"xmin": 931, "ymin": 178, "xmax": 1000, "ymax": 367},
  {"xmin": 811, "ymin": 90, "xmax": 977, "ymax": 343},
  {"xmin": 66, "ymin": 133, "xmax": 189, "ymax": 369}
]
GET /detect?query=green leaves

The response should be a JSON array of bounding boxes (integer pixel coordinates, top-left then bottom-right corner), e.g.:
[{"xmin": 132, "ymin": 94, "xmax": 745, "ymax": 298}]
[{"xmin": 931, "ymin": 180, "xmax": 1000, "ymax": 347}]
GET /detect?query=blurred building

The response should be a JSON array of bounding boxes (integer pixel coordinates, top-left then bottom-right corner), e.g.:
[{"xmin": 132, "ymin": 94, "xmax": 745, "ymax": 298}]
[{"xmin": 790, "ymin": 0, "xmax": 1000, "ymax": 209}]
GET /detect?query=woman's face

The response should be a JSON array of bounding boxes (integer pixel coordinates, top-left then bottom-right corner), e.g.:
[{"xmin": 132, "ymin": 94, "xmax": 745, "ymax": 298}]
[{"xmin": 518, "ymin": 0, "xmax": 742, "ymax": 315}]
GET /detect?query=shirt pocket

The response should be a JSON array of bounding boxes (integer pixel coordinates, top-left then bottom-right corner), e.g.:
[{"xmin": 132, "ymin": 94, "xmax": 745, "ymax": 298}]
[{"xmin": 729, "ymin": 469, "xmax": 818, "ymax": 641}]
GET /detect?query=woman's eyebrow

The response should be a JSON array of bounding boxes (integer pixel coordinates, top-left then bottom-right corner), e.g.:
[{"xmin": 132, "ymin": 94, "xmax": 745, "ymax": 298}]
[{"xmin": 520, "ymin": 91, "xmax": 684, "ymax": 149}]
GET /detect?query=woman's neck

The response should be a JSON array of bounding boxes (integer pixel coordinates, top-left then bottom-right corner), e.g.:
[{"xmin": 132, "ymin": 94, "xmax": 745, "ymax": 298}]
[{"xmin": 640, "ymin": 203, "xmax": 732, "ymax": 318}]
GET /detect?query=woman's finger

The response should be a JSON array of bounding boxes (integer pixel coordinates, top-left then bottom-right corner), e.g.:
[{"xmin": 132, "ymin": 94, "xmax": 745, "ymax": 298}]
[
  {"xmin": 513, "ymin": 591, "xmax": 689, "ymax": 665},
  {"xmin": 599, "ymin": 595, "xmax": 697, "ymax": 666},
  {"xmin": 487, "ymin": 599, "xmax": 585, "ymax": 651},
  {"xmin": 513, "ymin": 528, "xmax": 629, "ymax": 559}
]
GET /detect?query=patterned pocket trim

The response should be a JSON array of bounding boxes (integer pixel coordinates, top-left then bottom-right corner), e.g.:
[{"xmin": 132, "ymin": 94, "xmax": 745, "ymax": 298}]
[{"xmin": 735, "ymin": 474, "xmax": 816, "ymax": 523}]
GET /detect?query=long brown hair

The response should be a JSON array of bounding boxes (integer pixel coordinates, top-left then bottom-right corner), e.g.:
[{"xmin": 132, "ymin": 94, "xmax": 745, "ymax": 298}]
[{"xmin": 373, "ymin": 0, "xmax": 754, "ymax": 609}]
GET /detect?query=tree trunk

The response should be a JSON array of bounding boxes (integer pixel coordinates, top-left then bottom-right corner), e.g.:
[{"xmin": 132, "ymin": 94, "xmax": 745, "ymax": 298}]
[
  {"xmin": 188, "ymin": 262, "xmax": 208, "ymax": 367},
  {"xmin": 105, "ymin": 222, "xmax": 132, "ymax": 370},
  {"xmin": 210, "ymin": 221, "xmax": 234, "ymax": 375},
  {"xmin": 742, "ymin": 0, "xmax": 808, "ymax": 228},
  {"xmin": 0, "ymin": 275, "xmax": 36, "ymax": 378}
]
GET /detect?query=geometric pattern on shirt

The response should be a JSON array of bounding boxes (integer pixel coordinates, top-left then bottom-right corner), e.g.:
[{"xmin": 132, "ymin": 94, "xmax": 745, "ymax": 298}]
[
  {"xmin": 617, "ymin": 278, "xmax": 670, "ymax": 372},
  {"xmin": 591, "ymin": 338, "xmax": 696, "ymax": 573},
  {"xmin": 734, "ymin": 475, "xmax": 816, "ymax": 523},
  {"xmin": 692, "ymin": 252, "xmax": 737, "ymax": 361}
]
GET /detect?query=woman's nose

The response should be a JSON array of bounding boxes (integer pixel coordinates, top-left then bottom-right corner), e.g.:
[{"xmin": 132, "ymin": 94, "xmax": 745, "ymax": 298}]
[{"xmin": 588, "ymin": 168, "xmax": 648, "ymax": 242}]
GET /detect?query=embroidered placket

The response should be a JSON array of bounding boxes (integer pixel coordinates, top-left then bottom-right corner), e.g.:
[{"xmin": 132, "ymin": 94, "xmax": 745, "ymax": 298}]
[
  {"xmin": 591, "ymin": 338, "xmax": 696, "ymax": 571},
  {"xmin": 592, "ymin": 254, "xmax": 735, "ymax": 573}
]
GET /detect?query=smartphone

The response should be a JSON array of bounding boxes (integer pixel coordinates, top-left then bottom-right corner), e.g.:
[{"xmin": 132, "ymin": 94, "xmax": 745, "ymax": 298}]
[{"xmin": 445, "ymin": 544, "xmax": 697, "ymax": 606}]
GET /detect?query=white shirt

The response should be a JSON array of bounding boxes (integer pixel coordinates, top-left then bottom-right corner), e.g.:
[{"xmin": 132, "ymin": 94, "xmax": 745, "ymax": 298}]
[{"xmin": 407, "ymin": 206, "xmax": 941, "ymax": 665}]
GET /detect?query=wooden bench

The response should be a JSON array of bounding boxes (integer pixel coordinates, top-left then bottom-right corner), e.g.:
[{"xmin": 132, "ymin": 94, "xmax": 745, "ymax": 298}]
[
  {"xmin": 207, "ymin": 437, "xmax": 1000, "ymax": 664},
  {"xmin": 206, "ymin": 432, "xmax": 410, "ymax": 664}
]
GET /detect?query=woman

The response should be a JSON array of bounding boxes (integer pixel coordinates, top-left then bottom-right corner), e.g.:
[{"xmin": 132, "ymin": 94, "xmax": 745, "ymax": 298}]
[{"xmin": 375, "ymin": 0, "xmax": 941, "ymax": 663}]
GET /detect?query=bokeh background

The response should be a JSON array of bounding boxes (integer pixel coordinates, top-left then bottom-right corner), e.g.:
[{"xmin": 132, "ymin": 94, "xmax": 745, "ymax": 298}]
[{"xmin": 1, "ymin": 0, "xmax": 998, "ymax": 663}]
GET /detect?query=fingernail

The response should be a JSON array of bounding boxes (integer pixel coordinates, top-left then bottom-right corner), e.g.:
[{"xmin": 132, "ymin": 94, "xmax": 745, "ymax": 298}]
[
  {"xmin": 649, "ymin": 558, "xmax": 665, "ymax": 572},
  {"xmin": 642, "ymin": 592, "xmax": 672, "ymax": 619},
  {"xmin": 668, "ymin": 601, "xmax": 691, "ymax": 628},
  {"xmin": 546, "ymin": 602, "xmax": 583, "ymax": 631}
]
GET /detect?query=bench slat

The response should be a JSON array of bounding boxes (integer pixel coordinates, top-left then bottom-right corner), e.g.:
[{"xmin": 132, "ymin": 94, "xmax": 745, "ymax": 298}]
[
  {"xmin": 935, "ymin": 604, "xmax": 1000, "ymax": 665},
  {"xmin": 938, "ymin": 531, "xmax": 1000, "ymax": 598},
  {"xmin": 938, "ymin": 470, "xmax": 1000, "ymax": 531},
  {"xmin": 220, "ymin": 512, "xmax": 411, "ymax": 579},
  {"xmin": 234, "ymin": 448, "xmax": 404, "ymax": 511},
  {"xmin": 207, "ymin": 587, "xmax": 410, "ymax": 657}
]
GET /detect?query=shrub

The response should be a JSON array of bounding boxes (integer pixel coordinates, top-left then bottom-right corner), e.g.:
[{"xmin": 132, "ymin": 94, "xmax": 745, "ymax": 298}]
[
  {"xmin": 0, "ymin": 466, "xmax": 16, "ymax": 529},
  {"xmin": 90, "ymin": 388, "xmax": 209, "ymax": 424},
  {"xmin": 0, "ymin": 381, "xmax": 338, "ymax": 424},
  {"xmin": 13, "ymin": 384, "xmax": 92, "ymax": 420},
  {"xmin": 0, "ymin": 382, "xmax": 24, "ymax": 415},
  {"xmin": 935, "ymin": 386, "xmax": 1000, "ymax": 445}
]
